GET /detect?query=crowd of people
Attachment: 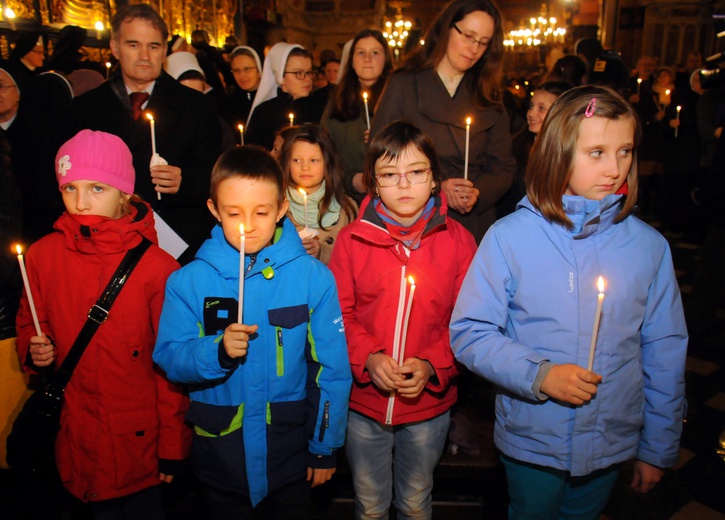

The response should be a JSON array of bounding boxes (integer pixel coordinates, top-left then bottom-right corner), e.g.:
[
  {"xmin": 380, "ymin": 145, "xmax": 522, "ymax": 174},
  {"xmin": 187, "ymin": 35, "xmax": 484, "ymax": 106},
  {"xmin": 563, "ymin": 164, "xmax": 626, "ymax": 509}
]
[{"xmin": 4, "ymin": 0, "xmax": 722, "ymax": 518}]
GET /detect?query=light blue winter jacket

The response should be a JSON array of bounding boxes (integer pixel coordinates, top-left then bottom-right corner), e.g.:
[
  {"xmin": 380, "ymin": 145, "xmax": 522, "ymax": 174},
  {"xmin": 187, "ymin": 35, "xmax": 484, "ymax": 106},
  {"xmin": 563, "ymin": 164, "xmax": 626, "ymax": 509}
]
[
  {"xmin": 153, "ymin": 218, "xmax": 351, "ymax": 505},
  {"xmin": 450, "ymin": 194, "xmax": 687, "ymax": 476}
]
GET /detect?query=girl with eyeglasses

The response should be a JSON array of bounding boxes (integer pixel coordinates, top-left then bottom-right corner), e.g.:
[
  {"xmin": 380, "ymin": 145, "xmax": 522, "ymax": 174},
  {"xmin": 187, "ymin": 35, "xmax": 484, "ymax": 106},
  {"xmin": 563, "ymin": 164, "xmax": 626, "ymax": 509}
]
[
  {"xmin": 328, "ymin": 120, "xmax": 477, "ymax": 519},
  {"xmin": 370, "ymin": 0, "xmax": 515, "ymax": 244},
  {"xmin": 246, "ymin": 43, "xmax": 324, "ymax": 151},
  {"xmin": 219, "ymin": 46, "xmax": 263, "ymax": 132}
]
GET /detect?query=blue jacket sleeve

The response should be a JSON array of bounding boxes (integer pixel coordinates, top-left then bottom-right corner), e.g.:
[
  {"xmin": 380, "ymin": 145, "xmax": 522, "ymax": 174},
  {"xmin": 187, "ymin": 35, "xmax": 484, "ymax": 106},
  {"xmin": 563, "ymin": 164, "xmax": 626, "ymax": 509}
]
[
  {"xmin": 450, "ymin": 226, "xmax": 549, "ymax": 400},
  {"xmin": 153, "ymin": 269, "xmax": 234, "ymax": 384},
  {"xmin": 637, "ymin": 242, "xmax": 688, "ymax": 468},
  {"xmin": 305, "ymin": 263, "xmax": 352, "ymax": 460}
]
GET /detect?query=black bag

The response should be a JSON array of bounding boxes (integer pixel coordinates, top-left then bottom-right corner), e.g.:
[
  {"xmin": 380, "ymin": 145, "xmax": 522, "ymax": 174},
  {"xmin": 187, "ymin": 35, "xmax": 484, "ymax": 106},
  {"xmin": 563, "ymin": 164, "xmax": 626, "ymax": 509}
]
[{"xmin": 6, "ymin": 239, "xmax": 151, "ymax": 473}]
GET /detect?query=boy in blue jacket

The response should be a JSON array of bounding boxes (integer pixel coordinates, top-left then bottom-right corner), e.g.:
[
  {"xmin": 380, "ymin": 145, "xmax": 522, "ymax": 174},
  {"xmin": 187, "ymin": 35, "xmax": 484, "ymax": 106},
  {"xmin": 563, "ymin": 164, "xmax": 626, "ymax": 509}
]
[{"xmin": 153, "ymin": 146, "xmax": 352, "ymax": 518}]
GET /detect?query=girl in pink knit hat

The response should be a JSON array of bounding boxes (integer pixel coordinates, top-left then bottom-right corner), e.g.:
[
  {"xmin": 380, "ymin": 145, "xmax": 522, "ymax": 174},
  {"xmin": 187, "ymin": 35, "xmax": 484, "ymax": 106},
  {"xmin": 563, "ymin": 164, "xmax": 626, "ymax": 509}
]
[{"xmin": 15, "ymin": 129, "xmax": 191, "ymax": 519}]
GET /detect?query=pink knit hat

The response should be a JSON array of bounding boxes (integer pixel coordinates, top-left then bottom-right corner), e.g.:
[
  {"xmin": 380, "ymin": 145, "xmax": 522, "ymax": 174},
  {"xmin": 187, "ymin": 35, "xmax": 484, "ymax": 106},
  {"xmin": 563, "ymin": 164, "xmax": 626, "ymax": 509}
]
[{"xmin": 56, "ymin": 130, "xmax": 135, "ymax": 194}]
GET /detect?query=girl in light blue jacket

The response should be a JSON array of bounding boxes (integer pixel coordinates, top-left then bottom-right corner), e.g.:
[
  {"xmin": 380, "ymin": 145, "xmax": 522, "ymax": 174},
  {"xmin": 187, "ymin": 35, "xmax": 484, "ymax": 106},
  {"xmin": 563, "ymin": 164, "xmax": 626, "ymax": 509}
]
[{"xmin": 450, "ymin": 85, "xmax": 687, "ymax": 520}]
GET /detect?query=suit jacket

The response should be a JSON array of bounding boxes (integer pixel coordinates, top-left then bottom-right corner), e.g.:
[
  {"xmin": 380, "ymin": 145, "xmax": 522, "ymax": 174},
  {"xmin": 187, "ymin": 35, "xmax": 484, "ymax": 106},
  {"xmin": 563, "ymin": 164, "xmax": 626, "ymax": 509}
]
[
  {"xmin": 370, "ymin": 69, "xmax": 515, "ymax": 243},
  {"xmin": 73, "ymin": 71, "xmax": 222, "ymax": 263}
]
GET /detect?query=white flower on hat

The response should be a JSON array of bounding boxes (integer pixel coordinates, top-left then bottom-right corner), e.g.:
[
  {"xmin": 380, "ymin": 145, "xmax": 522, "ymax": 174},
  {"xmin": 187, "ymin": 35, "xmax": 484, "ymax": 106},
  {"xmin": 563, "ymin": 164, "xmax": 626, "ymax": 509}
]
[{"xmin": 58, "ymin": 154, "xmax": 72, "ymax": 176}]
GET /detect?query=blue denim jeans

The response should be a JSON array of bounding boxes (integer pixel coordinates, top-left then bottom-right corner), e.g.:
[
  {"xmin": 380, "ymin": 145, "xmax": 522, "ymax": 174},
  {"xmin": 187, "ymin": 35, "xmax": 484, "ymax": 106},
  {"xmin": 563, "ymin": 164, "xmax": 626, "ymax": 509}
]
[{"xmin": 346, "ymin": 410, "xmax": 450, "ymax": 520}]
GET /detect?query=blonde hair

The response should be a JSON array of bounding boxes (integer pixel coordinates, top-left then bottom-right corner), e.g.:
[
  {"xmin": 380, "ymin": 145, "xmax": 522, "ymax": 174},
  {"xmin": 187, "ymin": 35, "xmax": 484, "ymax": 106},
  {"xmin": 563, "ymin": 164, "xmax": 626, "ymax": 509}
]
[{"xmin": 525, "ymin": 85, "xmax": 641, "ymax": 229}]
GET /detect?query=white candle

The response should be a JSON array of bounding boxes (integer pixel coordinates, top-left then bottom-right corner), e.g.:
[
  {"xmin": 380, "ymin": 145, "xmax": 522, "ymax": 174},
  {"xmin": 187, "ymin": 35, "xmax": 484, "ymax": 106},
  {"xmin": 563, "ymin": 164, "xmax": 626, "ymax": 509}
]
[
  {"xmin": 636, "ymin": 77, "xmax": 642, "ymax": 95},
  {"xmin": 464, "ymin": 117, "xmax": 471, "ymax": 181},
  {"xmin": 664, "ymin": 89, "xmax": 671, "ymax": 106},
  {"xmin": 289, "ymin": 113, "xmax": 295, "ymax": 127},
  {"xmin": 15, "ymin": 245, "xmax": 42, "ymax": 336},
  {"xmin": 105, "ymin": 61, "xmax": 111, "ymax": 80},
  {"xmin": 362, "ymin": 92, "xmax": 371, "ymax": 130},
  {"xmin": 146, "ymin": 113, "xmax": 161, "ymax": 200},
  {"xmin": 398, "ymin": 276, "xmax": 416, "ymax": 363},
  {"xmin": 95, "ymin": 21, "xmax": 103, "ymax": 40},
  {"xmin": 675, "ymin": 105, "xmax": 681, "ymax": 138},
  {"xmin": 238, "ymin": 124, "xmax": 244, "ymax": 146},
  {"xmin": 587, "ymin": 276, "xmax": 605, "ymax": 372},
  {"xmin": 298, "ymin": 188, "xmax": 308, "ymax": 228},
  {"xmin": 238, "ymin": 224, "xmax": 245, "ymax": 323}
]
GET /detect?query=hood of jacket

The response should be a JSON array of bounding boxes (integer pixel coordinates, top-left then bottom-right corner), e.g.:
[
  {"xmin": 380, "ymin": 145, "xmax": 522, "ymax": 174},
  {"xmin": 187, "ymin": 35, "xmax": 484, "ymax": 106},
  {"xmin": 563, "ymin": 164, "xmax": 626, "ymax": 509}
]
[
  {"xmin": 195, "ymin": 216, "xmax": 306, "ymax": 280},
  {"xmin": 517, "ymin": 193, "xmax": 626, "ymax": 239},
  {"xmin": 53, "ymin": 199, "xmax": 159, "ymax": 254}
]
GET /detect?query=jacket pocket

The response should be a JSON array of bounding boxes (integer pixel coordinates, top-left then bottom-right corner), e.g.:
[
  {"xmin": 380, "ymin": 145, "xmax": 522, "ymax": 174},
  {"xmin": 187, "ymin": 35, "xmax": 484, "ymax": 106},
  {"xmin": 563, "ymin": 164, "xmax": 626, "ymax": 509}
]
[
  {"xmin": 267, "ymin": 399, "xmax": 307, "ymax": 488},
  {"xmin": 108, "ymin": 409, "xmax": 159, "ymax": 488},
  {"xmin": 268, "ymin": 304, "xmax": 309, "ymax": 377},
  {"xmin": 186, "ymin": 400, "xmax": 243, "ymax": 437}
]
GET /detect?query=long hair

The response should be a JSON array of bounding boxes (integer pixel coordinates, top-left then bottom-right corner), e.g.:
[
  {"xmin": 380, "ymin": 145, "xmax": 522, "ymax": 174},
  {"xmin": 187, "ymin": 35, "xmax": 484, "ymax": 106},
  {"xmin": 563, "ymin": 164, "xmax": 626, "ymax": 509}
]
[
  {"xmin": 398, "ymin": 0, "xmax": 505, "ymax": 108},
  {"xmin": 278, "ymin": 124, "xmax": 357, "ymax": 229},
  {"xmin": 526, "ymin": 85, "xmax": 641, "ymax": 229},
  {"xmin": 327, "ymin": 30, "xmax": 393, "ymax": 122},
  {"xmin": 364, "ymin": 120, "xmax": 443, "ymax": 198}
]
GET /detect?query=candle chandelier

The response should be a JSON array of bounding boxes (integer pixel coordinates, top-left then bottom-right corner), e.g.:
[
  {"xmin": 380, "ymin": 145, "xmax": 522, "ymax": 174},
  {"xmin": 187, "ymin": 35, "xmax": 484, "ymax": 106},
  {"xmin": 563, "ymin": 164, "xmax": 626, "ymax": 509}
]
[
  {"xmin": 382, "ymin": 0, "xmax": 413, "ymax": 51},
  {"xmin": 504, "ymin": 4, "xmax": 566, "ymax": 51}
]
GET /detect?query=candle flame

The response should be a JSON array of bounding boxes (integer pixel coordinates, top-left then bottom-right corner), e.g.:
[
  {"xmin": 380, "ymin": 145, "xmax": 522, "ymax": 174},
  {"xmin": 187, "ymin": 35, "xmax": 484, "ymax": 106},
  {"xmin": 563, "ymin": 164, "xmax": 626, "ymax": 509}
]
[
  {"xmin": 94, "ymin": 21, "xmax": 104, "ymax": 31},
  {"xmin": 665, "ymin": 89, "xmax": 671, "ymax": 95},
  {"xmin": 146, "ymin": 113, "xmax": 154, "ymax": 122},
  {"xmin": 105, "ymin": 61, "xmax": 111, "ymax": 69},
  {"xmin": 238, "ymin": 124, "xmax": 244, "ymax": 132},
  {"xmin": 298, "ymin": 187, "xmax": 307, "ymax": 197},
  {"xmin": 465, "ymin": 117, "xmax": 472, "ymax": 126},
  {"xmin": 363, "ymin": 91, "xmax": 368, "ymax": 100},
  {"xmin": 597, "ymin": 276, "xmax": 605, "ymax": 294},
  {"xmin": 239, "ymin": 223, "xmax": 245, "ymax": 235},
  {"xmin": 637, "ymin": 78, "xmax": 642, "ymax": 84},
  {"xmin": 289, "ymin": 113, "xmax": 294, "ymax": 119},
  {"xmin": 15, "ymin": 244, "xmax": 22, "ymax": 255},
  {"xmin": 676, "ymin": 105, "xmax": 681, "ymax": 112},
  {"xmin": 407, "ymin": 275, "xmax": 415, "ymax": 286}
]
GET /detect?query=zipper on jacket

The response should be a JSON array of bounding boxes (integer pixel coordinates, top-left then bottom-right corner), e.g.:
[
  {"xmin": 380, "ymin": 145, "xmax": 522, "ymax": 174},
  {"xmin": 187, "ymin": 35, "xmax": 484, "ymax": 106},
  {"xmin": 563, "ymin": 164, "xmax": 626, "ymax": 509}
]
[
  {"xmin": 246, "ymin": 253, "xmax": 258, "ymax": 275},
  {"xmin": 318, "ymin": 400, "xmax": 330, "ymax": 442},
  {"xmin": 275, "ymin": 327, "xmax": 284, "ymax": 376},
  {"xmin": 385, "ymin": 266, "xmax": 408, "ymax": 425}
]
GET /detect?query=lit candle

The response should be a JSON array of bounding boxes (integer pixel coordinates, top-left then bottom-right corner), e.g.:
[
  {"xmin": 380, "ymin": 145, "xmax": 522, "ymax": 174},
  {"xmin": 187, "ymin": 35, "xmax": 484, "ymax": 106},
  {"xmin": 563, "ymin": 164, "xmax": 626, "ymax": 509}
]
[
  {"xmin": 362, "ymin": 91, "xmax": 371, "ymax": 130},
  {"xmin": 146, "ymin": 113, "xmax": 162, "ymax": 200},
  {"xmin": 238, "ymin": 124, "xmax": 244, "ymax": 146},
  {"xmin": 298, "ymin": 187, "xmax": 308, "ymax": 228},
  {"xmin": 665, "ymin": 89, "xmax": 671, "ymax": 106},
  {"xmin": 675, "ymin": 105, "xmax": 681, "ymax": 138},
  {"xmin": 464, "ymin": 117, "xmax": 471, "ymax": 181},
  {"xmin": 289, "ymin": 113, "xmax": 295, "ymax": 127},
  {"xmin": 398, "ymin": 276, "xmax": 416, "ymax": 363},
  {"xmin": 238, "ymin": 224, "xmax": 245, "ymax": 323},
  {"xmin": 587, "ymin": 276, "xmax": 605, "ymax": 372},
  {"xmin": 95, "ymin": 20, "xmax": 104, "ymax": 40},
  {"xmin": 105, "ymin": 61, "xmax": 111, "ymax": 80},
  {"xmin": 4, "ymin": 8, "xmax": 16, "ymax": 31},
  {"xmin": 636, "ymin": 77, "xmax": 642, "ymax": 95},
  {"xmin": 15, "ymin": 245, "xmax": 42, "ymax": 336}
]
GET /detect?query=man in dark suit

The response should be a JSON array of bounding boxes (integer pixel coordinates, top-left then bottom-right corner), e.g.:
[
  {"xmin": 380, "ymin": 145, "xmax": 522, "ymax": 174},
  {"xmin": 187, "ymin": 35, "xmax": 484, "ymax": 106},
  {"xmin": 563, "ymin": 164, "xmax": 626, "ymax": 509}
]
[{"xmin": 74, "ymin": 4, "xmax": 221, "ymax": 264}]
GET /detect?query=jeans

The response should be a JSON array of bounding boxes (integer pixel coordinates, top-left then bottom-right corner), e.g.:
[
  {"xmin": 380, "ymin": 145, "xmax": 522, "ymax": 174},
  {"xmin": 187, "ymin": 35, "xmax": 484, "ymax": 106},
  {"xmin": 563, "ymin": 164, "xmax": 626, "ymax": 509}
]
[
  {"xmin": 500, "ymin": 454, "xmax": 620, "ymax": 520},
  {"xmin": 346, "ymin": 409, "xmax": 450, "ymax": 520}
]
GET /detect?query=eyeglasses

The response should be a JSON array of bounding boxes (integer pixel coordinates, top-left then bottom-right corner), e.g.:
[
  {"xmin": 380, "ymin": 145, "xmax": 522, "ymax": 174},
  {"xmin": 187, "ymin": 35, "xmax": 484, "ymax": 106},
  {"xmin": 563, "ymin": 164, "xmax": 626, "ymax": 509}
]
[
  {"xmin": 375, "ymin": 168, "xmax": 431, "ymax": 187},
  {"xmin": 283, "ymin": 70, "xmax": 314, "ymax": 80},
  {"xmin": 0, "ymin": 84, "xmax": 17, "ymax": 92},
  {"xmin": 452, "ymin": 24, "xmax": 489, "ymax": 50}
]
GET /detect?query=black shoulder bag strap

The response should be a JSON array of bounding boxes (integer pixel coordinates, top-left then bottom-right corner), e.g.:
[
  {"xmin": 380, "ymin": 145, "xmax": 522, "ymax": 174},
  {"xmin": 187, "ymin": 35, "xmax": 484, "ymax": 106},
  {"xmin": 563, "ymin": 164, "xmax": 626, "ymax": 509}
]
[{"xmin": 47, "ymin": 238, "xmax": 153, "ymax": 394}]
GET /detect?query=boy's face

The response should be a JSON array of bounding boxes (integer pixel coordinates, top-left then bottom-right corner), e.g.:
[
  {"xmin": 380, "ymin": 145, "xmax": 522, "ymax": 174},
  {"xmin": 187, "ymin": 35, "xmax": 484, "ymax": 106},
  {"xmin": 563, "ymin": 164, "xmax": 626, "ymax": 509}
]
[{"xmin": 207, "ymin": 177, "xmax": 288, "ymax": 254}]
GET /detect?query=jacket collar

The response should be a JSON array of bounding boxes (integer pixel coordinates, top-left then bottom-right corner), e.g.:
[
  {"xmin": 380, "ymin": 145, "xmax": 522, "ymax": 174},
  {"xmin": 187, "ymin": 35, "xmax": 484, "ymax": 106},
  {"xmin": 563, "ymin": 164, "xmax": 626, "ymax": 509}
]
[{"xmin": 519, "ymin": 194, "xmax": 625, "ymax": 239}]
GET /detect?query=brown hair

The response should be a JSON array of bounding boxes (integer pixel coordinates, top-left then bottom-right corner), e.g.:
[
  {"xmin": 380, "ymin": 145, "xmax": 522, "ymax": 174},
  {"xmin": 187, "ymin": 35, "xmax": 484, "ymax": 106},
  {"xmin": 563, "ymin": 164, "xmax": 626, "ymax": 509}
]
[
  {"xmin": 525, "ymin": 85, "xmax": 641, "ymax": 229},
  {"xmin": 398, "ymin": 0, "xmax": 505, "ymax": 108},
  {"xmin": 209, "ymin": 145, "xmax": 286, "ymax": 206},
  {"xmin": 364, "ymin": 120, "xmax": 442, "ymax": 198},
  {"xmin": 111, "ymin": 4, "xmax": 169, "ymax": 42},
  {"xmin": 327, "ymin": 29, "xmax": 393, "ymax": 122},
  {"xmin": 278, "ymin": 124, "xmax": 356, "ymax": 229}
]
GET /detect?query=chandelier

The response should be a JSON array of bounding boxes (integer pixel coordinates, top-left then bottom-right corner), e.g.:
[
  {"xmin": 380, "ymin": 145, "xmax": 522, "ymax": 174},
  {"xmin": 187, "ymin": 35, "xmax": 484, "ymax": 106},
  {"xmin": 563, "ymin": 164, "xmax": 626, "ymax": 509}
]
[{"xmin": 504, "ymin": 14, "xmax": 566, "ymax": 51}]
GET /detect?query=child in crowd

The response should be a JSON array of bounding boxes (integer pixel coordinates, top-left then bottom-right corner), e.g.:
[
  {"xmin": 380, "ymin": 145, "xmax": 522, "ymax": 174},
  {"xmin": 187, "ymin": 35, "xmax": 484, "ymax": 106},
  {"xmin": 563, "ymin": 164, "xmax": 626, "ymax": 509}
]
[
  {"xmin": 451, "ymin": 85, "xmax": 688, "ymax": 519},
  {"xmin": 328, "ymin": 121, "xmax": 477, "ymax": 519},
  {"xmin": 153, "ymin": 146, "xmax": 351, "ymax": 519},
  {"xmin": 16, "ymin": 130, "xmax": 190, "ymax": 518},
  {"xmin": 278, "ymin": 124, "xmax": 357, "ymax": 264}
]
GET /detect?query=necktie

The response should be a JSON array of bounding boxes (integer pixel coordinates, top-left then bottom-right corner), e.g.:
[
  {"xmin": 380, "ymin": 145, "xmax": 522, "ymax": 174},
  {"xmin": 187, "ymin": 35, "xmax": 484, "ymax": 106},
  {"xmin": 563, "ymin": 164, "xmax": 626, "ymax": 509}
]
[{"xmin": 129, "ymin": 92, "xmax": 150, "ymax": 121}]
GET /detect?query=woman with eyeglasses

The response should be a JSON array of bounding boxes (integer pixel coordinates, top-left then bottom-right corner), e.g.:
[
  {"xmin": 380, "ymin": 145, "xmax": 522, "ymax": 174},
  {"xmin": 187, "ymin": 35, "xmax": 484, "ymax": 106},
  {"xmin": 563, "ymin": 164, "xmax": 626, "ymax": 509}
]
[
  {"xmin": 218, "ymin": 46, "xmax": 262, "ymax": 134},
  {"xmin": 370, "ymin": 0, "xmax": 515, "ymax": 243},
  {"xmin": 246, "ymin": 43, "xmax": 324, "ymax": 151},
  {"xmin": 321, "ymin": 29, "xmax": 393, "ymax": 203}
]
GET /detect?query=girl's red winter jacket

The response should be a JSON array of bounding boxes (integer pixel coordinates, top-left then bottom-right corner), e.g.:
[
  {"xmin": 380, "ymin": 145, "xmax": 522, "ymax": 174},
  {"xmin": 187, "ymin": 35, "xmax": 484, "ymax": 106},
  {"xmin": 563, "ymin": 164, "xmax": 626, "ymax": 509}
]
[
  {"xmin": 329, "ymin": 195, "xmax": 477, "ymax": 425},
  {"xmin": 15, "ymin": 202, "xmax": 190, "ymax": 502}
]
